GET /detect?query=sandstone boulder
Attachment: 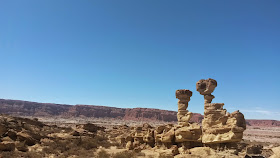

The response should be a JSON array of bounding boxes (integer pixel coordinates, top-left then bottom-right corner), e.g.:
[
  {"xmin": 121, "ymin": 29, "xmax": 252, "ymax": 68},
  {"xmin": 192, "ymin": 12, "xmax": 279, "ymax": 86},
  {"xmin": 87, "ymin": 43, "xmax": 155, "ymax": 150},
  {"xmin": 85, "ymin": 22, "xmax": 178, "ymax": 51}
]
[
  {"xmin": 0, "ymin": 141, "xmax": 15, "ymax": 151},
  {"xmin": 77, "ymin": 123, "xmax": 105, "ymax": 133},
  {"xmin": 246, "ymin": 145, "xmax": 263, "ymax": 155},
  {"xmin": 15, "ymin": 141, "xmax": 28, "ymax": 152},
  {"xmin": 270, "ymin": 146, "xmax": 280, "ymax": 158},
  {"xmin": 174, "ymin": 123, "xmax": 202, "ymax": 143},
  {"xmin": 17, "ymin": 132, "xmax": 36, "ymax": 146},
  {"xmin": 0, "ymin": 124, "xmax": 7, "ymax": 136}
]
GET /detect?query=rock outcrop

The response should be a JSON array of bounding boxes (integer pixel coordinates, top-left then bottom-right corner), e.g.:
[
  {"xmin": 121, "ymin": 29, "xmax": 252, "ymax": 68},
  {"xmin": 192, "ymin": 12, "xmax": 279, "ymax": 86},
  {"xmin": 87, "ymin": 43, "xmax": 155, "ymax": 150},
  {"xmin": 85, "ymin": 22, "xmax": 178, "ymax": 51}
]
[
  {"xmin": 176, "ymin": 90, "xmax": 193, "ymax": 126},
  {"xmin": 0, "ymin": 99, "xmax": 178, "ymax": 122},
  {"xmin": 112, "ymin": 89, "xmax": 202, "ymax": 154},
  {"xmin": 173, "ymin": 90, "xmax": 202, "ymax": 149},
  {"xmin": 0, "ymin": 114, "xmax": 108, "ymax": 155},
  {"xmin": 0, "ymin": 115, "xmax": 46, "ymax": 152},
  {"xmin": 196, "ymin": 78, "xmax": 246, "ymax": 145},
  {"xmin": 270, "ymin": 146, "xmax": 280, "ymax": 158},
  {"xmin": 114, "ymin": 79, "xmax": 246, "ymax": 153},
  {"xmin": 246, "ymin": 119, "xmax": 280, "ymax": 127}
]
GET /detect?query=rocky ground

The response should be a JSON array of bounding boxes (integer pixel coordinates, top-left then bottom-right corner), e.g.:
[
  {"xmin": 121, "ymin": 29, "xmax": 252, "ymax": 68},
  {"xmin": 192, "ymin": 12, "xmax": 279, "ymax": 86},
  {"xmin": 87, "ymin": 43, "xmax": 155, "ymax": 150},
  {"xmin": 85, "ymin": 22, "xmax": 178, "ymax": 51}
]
[
  {"xmin": 0, "ymin": 115, "xmax": 279, "ymax": 158},
  {"xmin": 244, "ymin": 126, "xmax": 280, "ymax": 144}
]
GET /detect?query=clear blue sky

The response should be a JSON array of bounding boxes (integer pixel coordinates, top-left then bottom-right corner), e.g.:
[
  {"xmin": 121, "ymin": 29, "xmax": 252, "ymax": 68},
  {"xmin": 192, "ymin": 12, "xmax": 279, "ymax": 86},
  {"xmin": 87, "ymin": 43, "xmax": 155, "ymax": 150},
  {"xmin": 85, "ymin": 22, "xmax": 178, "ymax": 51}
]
[{"xmin": 1, "ymin": 1, "xmax": 280, "ymax": 120}]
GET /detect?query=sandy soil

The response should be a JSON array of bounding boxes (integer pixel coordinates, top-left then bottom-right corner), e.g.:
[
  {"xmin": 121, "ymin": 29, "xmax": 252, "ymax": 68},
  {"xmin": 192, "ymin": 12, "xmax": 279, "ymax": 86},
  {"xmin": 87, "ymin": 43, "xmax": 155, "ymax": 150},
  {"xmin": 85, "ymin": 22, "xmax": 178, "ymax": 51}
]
[{"xmin": 244, "ymin": 126, "xmax": 280, "ymax": 144}]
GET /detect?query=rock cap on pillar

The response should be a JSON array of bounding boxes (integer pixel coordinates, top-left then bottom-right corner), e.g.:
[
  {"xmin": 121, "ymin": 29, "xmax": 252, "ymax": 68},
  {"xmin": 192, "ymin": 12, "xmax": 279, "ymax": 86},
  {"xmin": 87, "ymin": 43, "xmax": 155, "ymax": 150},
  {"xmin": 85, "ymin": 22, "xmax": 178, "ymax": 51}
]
[
  {"xmin": 196, "ymin": 78, "xmax": 217, "ymax": 95},
  {"xmin": 175, "ymin": 89, "xmax": 192, "ymax": 100},
  {"xmin": 196, "ymin": 78, "xmax": 217, "ymax": 103}
]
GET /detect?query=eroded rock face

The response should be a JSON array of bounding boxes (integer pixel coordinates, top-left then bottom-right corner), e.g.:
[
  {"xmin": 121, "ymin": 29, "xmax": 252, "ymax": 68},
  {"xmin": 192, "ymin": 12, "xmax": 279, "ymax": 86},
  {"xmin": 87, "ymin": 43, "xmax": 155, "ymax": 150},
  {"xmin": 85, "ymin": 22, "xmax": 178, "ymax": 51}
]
[
  {"xmin": 115, "ymin": 89, "xmax": 203, "ymax": 153},
  {"xmin": 196, "ymin": 78, "xmax": 246, "ymax": 144},
  {"xmin": 174, "ymin": 89, "xmax": 202, "ymax": 147},
  {"xmin": 0, "ymin": 141, "xmax": 15, "ymax": 151},
  {"xmin": 1, "ymin": 99, "xmax": 275, "ymax": 127},
  {"xmin": 174, "ymin": 123, "xmax": 201, "ymax": 143},
  {"xmin": 270, "ymin": 146, "xmax": 280, "ymax": 158},
  {"xmin": 176, "ymin": 89, "xmax": 193, "ymax": 126},
  {"xmin": 196, "ymin": 78, "xmax": 217, "ymax": 95}
]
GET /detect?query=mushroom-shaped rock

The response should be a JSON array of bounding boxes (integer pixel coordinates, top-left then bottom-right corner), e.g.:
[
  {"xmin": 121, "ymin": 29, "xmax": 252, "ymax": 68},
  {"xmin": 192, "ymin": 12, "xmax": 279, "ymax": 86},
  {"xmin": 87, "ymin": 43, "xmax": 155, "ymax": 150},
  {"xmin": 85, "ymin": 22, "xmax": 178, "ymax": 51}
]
[
  {"xmin": 196, "ymin": 78, "xmax": 217, "ymax": 95},
  {"xmin": 176, "ymin": 89, "xmax": 192, "ymax": 100}
]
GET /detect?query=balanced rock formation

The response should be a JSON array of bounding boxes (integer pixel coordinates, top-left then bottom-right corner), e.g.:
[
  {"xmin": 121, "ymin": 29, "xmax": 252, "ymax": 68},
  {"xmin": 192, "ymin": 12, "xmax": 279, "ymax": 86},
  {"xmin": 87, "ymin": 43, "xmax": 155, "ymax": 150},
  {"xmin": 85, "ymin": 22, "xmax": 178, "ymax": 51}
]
[
  {"xmin": 110, "ymin": 78, "xmax": 246, "ymax": 156},
  {"xmin": 113, "ymin": 89, "xmax": 202, "ymax": 154},
  {"xmin": 196, "ymin": 78, "xmax": 246, "ymax": 145},
  {"xmin": 153, "ymin": 89, "xmax": 202, "ymax": 150},
  {"xmin": 176, "ymin": 90, "xmax": 193, "ymax": 126},
  {"xmin": 174, "ymin": 90, "xmax": 202, "ymax": 149}
]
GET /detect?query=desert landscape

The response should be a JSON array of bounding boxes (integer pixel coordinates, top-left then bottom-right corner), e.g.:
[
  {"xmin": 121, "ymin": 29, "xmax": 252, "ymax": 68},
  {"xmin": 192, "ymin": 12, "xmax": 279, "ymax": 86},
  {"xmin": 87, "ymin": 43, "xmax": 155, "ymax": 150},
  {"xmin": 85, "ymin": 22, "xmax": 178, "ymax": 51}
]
[
  {"xmin": 0, "ymin": 79, "xmax": 279, "ymax": 158},
  {"xmin": 2, "ymin": 1, "xmax": 280, "ymax": 157}
]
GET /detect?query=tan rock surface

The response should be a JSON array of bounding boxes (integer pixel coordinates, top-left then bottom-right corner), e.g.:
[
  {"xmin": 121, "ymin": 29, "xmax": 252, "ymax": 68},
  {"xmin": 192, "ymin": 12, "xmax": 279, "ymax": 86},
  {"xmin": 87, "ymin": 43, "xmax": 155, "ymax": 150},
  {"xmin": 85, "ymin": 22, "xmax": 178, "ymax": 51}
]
[
  {"xmin": 175, "ymin": 146, "xmax": 241, "ymax": 158},
  {"xmin": 174, "ymin": 123, "xmax": 202, "ymax": 143},
  {"xmin": 197, "ymin": 78, "xmax": 246, "ymax": 145},
  {"xmin": 176, "ymin": 89, "xmax": 193, "ymax": 125},
  {"xmin": 0, "ymin": 141, "xmax": 15, "ymax": 151},
  {"xmin": 270, "ymin": 146, "xmax": 280, "ymax": 158}
]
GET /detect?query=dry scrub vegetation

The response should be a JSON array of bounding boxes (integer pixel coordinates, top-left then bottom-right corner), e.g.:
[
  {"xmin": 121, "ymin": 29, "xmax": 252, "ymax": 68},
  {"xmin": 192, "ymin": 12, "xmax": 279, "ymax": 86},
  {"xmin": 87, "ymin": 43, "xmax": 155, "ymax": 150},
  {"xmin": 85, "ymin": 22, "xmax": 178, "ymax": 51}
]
[
  {"xmin": 0, "ymin": 115, "xmax": 120, "ymax": 157},
  {"xmin": 0, "ymin": 115, "xmax": 279, "ymax": 158}
]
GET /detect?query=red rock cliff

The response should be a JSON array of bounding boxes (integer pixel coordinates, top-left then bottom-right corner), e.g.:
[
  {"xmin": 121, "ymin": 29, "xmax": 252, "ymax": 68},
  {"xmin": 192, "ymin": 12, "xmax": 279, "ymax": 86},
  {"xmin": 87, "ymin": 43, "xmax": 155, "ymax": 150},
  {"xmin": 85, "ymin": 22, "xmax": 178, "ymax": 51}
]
[{"xmin": 0, "ymin": 99, "xmax": 278, "ymax": 126}]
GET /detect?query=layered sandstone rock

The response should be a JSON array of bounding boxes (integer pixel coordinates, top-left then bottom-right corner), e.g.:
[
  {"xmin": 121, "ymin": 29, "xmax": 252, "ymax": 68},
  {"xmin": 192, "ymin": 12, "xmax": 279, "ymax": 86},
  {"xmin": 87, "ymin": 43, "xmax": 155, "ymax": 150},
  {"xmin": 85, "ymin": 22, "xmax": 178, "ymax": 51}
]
[
  {"xmin": 174, "ymin": 123, "xmax": 201, "ymax": 143},
  {"xmin": 112, "ymin": 89, "xmax": 202, "ymax": 152},
  {"xmin": 105, "ymin": 79, "xmax": 247, "ymax": 155},
  {"xmin": 174, "ymin": 89, "xmax": 202, "ymax": 148},
  {"xmin": 113, "ymin": 123, "xmax": 156, "ymax": 151},
  {"xmin": 270, "ymin": 146, "xmax": 280, "ymax": 158},
  {"xmin": 153, "ymin": 89, "xmax": 202, "ymax": 150},
  {"xmin": 176, "ymin": 90, "xmax": 193, "ymax": 126},
  {"xmin": 196, "ymin": 78, "xmax": 246, "ymax": 144}
]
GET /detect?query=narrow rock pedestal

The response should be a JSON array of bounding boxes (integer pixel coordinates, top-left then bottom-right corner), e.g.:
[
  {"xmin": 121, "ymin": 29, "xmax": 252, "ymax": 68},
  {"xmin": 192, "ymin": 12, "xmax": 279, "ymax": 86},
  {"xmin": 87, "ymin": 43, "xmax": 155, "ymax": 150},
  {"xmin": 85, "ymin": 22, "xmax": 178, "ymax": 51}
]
[
  {"xmin": 176, "ymin": 89, "xmax": 193, "ymax": 126},
  {"xmin": 174, "ymin": 89, "xmax": 202, "ymax": 150}
]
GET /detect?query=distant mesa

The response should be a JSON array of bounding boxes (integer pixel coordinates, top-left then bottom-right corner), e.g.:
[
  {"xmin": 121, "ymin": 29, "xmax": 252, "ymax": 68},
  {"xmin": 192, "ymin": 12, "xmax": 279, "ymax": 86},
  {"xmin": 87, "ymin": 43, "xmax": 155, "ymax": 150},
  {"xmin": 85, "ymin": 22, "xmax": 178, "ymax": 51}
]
[{"xmin": 0, "ymin": 95, "xmax": 279, "ymax": 127}]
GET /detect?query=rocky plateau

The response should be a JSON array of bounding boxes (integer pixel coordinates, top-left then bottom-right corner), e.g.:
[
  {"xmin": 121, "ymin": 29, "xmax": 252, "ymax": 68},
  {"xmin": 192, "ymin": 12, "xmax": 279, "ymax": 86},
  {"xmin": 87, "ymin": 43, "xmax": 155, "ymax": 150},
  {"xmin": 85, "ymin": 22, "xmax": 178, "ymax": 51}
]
[{"xmin": 0, "ymin": 99, "xmax": 278, "ymax": 127}]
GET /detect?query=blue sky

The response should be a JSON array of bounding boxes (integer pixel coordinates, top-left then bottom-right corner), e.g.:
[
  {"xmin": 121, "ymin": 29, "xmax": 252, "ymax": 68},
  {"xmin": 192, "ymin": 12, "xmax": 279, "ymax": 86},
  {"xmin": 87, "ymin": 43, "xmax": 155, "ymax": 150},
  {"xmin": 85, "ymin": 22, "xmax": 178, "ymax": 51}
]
[{"xmin": 1, "ymin": 1, "xmax": 280, "ymax": 120}]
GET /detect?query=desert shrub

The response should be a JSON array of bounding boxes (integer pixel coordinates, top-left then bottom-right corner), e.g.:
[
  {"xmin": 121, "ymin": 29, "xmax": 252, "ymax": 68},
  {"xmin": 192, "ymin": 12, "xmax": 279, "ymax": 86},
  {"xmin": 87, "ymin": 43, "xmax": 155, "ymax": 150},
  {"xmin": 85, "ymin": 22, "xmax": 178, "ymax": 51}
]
[
  {"xmin": 58, "ymin": 148, "xmax": 95, "ymax": 158},
  {"xmin": 96, "ymin": 149, "xmax": 110, "ymax": 158},
  {"xmin": 91, "ymin": 134, "xmax": 112, "ymax": 148},
  {"xmin": 80, "ymin": 137, "xmax": 99, "ymax": 149},
  {"xmin": 158, "ymin": 153, "xmax": 174, "ymax": 158},
  {"xmin": 0, "ymin": 151, "xmax": 44, "ymax": 158},
  {"xmin": 42, "ymin": 136, "xmax": 109, "ymax": 157},
  {"xmin": 136, "ymin": 152, "xmax": 145, "ymax": 156},
  {"xmin": 40, "ymin": 126, "xmax": 63, "ymax": 135},
  {"xmin": 0, "ymin": 129, "xmax": 111, "ymax": 158},
  {"xmin": 112, "ymin": 151, "xmax": 137, "ymax": 158},
  {"xmin": 42, "ymin": 138, "xmax": 78, "ymax": 155}
]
